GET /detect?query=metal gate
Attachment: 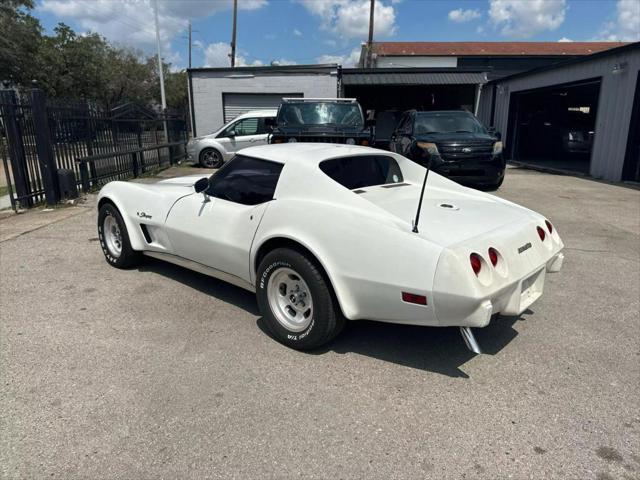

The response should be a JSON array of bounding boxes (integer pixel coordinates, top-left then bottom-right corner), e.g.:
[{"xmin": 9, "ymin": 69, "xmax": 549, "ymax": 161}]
[{"xmin": 0, "ymin": 88, "xmax": 187, "ymax": 211}]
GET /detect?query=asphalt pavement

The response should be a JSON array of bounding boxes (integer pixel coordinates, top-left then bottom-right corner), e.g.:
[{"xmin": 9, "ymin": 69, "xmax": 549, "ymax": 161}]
[{"xmin": 1, "ymin": 166, "xmax": 639, "ymax": 479}]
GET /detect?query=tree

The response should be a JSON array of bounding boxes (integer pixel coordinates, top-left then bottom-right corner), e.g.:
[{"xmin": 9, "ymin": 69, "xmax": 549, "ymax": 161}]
[
  {"xmin": 1, "ymin": 3, "xmax": 187, "ymax": 111},
  {"xmin": 0, "ymin": 0, "xmax": 43, "ymax": 86}
]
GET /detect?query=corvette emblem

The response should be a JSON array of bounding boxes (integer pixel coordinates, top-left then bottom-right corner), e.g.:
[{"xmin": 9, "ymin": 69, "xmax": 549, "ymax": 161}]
[
  {"xmin": 137, "ymin": 212, "xmax": 152, "ymax": 219},
  {"xmin": 462, "ymin": 147, "xmax": 472, "ymax": 153},
  {"xmin": 518, "ymin": 242, "xmax": 532, "ymax": 254}
]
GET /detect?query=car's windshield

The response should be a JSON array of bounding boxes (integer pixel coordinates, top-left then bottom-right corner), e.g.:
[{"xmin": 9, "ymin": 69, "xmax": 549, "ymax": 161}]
[
  {"xmin": 414, "ymin": 112, "xmax": 486, "ymax": 134},
  {"xmin": 277, "ymin": 102, "xmax": 363, "ymax": 127}
]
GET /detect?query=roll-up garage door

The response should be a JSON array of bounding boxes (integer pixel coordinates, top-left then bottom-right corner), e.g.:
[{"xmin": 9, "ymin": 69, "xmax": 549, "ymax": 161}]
[{"xmin": 223, "ymin": 93, "xmax": 303, "ymax": 122}]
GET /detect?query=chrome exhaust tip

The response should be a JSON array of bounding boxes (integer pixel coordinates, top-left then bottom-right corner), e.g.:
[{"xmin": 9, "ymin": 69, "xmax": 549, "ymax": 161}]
[{"xmin": 460, "ymin": 327, "xmax": 482, "ymax": 354}]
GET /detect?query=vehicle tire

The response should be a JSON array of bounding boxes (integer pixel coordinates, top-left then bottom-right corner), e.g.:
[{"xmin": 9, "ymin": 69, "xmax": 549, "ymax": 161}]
[
  {"xmin": 199, "ymin": 148, "xmax": 223, "ymax": 168},
  {"xmin": 489, "ymin": 175, "xmax": 505, "ymax": 191},
  {"xmin": 98, "ymin": 203, "xmax": 141, "ymax": 269},
  {"xmin": 256, "ymin": 248, "xmax": 345, "ymax": 350}
]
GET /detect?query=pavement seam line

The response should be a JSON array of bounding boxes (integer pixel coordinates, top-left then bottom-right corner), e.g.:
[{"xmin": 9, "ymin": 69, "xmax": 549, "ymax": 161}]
[{"xmin": 0, "ymin": 207, "xmax": 93, "ymax": 244}]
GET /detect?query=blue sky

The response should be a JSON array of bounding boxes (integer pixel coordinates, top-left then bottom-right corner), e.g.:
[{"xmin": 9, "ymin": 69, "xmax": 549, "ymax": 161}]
[{"xmin": 34, "ymin": 0, "xmax": 640, "ymax": 69}]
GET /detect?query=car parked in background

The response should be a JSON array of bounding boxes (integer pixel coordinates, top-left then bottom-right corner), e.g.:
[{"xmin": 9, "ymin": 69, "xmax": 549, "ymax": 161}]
[
  {"xmin": 561, "ymin": 111, "xmax": 595, "ymax": 154},
  {"xmin": 269, "ymin": 98, "xmax": 372, "ymax": 146},
  {"xmin": 390, "ymin": 110, "xmax": 505, "ymax": 190},
  {"xmin": 187, "ymin": 110, "xmax": 276, "ymax": 168}
]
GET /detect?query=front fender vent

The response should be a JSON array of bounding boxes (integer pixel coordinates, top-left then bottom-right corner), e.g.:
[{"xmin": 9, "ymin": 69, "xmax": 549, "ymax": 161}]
[{"xmin": 140, "ymin": 224, "xmax": 153, "ymax": 243}]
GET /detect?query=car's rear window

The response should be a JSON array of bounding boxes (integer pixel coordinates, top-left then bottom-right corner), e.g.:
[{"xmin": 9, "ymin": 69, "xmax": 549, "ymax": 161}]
[{"xmin": 319, "ymin": 155, "xmax": 403, "ymax": 190}]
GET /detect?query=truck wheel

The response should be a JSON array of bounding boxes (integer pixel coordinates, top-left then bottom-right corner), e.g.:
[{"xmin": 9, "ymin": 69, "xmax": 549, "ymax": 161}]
[
  {"xmin": 98, "ymin": 203, "xmax": 141, "ymax": 269},
  {"xmin": 199, "ymin": 148, "xmax": 223, "ymax": 168},
  {"xmin": 256, "ymin": 248, "xmax": 344, "ymax": 350}
]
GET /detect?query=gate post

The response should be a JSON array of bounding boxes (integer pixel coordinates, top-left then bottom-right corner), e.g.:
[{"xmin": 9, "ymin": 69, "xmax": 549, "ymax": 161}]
[
  {"xmin": 0, "ymin": 89, "xmax": 32, "ymax": 208},
  {"xmin": 30, "ymin": 88, "xmax": 60, "ymax": 204}
]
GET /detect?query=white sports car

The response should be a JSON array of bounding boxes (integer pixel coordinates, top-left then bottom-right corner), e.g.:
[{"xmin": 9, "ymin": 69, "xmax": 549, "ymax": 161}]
[{"xmin": 97, "ymin": 144, "xmax": 564, "ymax": 353}]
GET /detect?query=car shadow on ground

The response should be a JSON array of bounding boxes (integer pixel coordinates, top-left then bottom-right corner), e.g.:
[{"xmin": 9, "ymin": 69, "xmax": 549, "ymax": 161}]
[
  {"xmin": 140, "ymin": 257, "xmax": 524, "ymax": 378},
  {"xmin": 137, "ymin": 258, "xmax": 260, "ymax": 315},
  {"xmin": 259, "ymin": 315, "xmax": 524, "ymax": 378}
]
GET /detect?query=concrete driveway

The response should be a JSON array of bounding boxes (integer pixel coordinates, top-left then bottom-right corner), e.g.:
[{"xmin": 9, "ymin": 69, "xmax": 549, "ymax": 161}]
[{"xmin": 1, "ymin": 166, "xmax": 639, "ymax": 479}]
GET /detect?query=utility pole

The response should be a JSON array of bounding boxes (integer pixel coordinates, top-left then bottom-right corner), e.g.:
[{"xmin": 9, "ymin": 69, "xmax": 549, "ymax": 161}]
[
  {"xmin": 188, "ymin": 21, "xmax": 192, "ymax": 69},
  {"xmin": 366, "ymin": 0, "xmax": 375, "ymax": 68},
  {"xmin": 230, "ymin": 0, "xmax": 237, "ymax": 67},
  {"xmin": 152, "ymin": 0, "xmax": 168, "ymax": 143},
  {"xmin": 153, "ymin": 0, "xmax": 167, "ymax": 110}
]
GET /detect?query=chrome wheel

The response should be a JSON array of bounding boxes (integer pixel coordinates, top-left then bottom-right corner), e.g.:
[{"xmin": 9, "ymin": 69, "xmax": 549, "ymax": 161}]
[
  {"xmin": 200, "ymin": 149, "xmax": 222, "ymax": 168},
  {"xmin": 103, "ymin": 214, "xmax": 122, "ymax": 258},
  {"xmin": 267, "ymin": 267, "xmax": 314, "ymax": 332}
]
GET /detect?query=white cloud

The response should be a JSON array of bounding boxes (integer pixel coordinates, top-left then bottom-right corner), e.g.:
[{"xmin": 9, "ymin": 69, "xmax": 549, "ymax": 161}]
[
  {"xmin": 488, "ymin": 0, "xmax": 566, "ymax": 38},
  {"xmin": 270, "ymin": 58, "xmax": 298, "ymax": 65},
  {"xmin": 316, "ymin": 46, "xmax": 361, "ymax": 67},
  {"xmin": 293, "ymin": 28, "xmax": 302, "ymax": 36},
  {"xmin": 203, "ymin": 42, "xmax": 263, "ymax": 67},
  {"xmin": 448, "ymin": 8, "xmax": 481, "ymax": 23},
  {"xmin": 40, "ymin": 0, "xmax": 268, "ymax": 66},
  {"xmin": 595, "ymin": 0, "xmax": 640, "ymax": 41},
  {"xmin": 558, "ymin": 37, "xmax": 573, "ymax": 42},
  {"xmin": 297, "ymin": 0, "xmax": 396, "ymax": 39}
]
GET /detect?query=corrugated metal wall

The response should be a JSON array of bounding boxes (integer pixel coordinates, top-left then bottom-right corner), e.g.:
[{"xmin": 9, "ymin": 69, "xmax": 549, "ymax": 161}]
[
  {"xmin": 479, "ymin": 46, "xmax": 640, "ymax": 181},
  {"xmin": 477, "ymin": 84, "xmax": 495, "ymax": 126},
  {"xmin": 190, "ymin": 68, "xmax": 338, "ymax": 136}
]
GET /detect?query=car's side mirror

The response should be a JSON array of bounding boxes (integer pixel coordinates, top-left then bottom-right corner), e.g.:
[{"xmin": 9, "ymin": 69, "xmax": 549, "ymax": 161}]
[
  {"xmin": 264, "ymin": 117, "xmax": 276, "ymax": 127},
  {"xmin": 494, "ymin": 131, "xmax": 502, "ymax": 140},
  {"xmin": 194, "ymin": 177, "xmax": 209, "ymax": 193},
  {"xmin": 227, "ymin": 129, "xmax": 236, "ymax": 138}
]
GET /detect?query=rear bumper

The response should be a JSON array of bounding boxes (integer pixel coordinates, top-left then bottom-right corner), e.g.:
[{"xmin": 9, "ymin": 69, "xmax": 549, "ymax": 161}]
[{"xmin": 453, "ymin": 251, "xmax": 564, "ymax": 328}]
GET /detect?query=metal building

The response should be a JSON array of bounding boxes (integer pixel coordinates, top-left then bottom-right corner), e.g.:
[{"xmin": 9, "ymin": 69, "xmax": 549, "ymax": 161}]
[
  {"xmin": 477, "ymin": 42, "xmax": 640, "ymax": 183},
  {"xmin": 187, "ymin": 64, "xmax": 339, "ymax": 137}
]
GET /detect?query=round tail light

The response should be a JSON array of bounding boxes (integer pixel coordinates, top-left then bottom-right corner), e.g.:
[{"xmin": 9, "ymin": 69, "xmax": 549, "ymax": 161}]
[
  {"xmin": 537, "ymin": 226, "xmax": 546, "ymax": 241},
  {"xmin": 470, "ymin": 253, "xmax": 482, "ymax": 276},
  {"xmin": 545, "ymin": 220, "xmax": 553, "ymax": 234},
  {"xmin": 488, "ymin": 248, "xmax": 499, "ymax": 266}
]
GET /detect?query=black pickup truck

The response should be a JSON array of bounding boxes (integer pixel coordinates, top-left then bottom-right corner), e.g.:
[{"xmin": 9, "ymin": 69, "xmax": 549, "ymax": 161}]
[
  {"xmin": 269, "ymin": 98, "xmax": 373, "ymax": 146},
  {"xmin": 390, "ymin": 110, "xmax": 504, "ymax": 190}
]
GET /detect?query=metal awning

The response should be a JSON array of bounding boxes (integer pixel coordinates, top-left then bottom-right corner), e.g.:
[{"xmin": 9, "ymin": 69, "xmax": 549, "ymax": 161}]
[{"xmin": 341, "ymin": 71, "xmax": 488, "ymax": 86}]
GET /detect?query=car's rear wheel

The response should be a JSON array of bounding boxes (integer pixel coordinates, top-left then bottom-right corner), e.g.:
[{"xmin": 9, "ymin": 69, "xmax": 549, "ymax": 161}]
[
  {"xmin": 256, "ymin": 248, "xmax": 344, "ymax": 350},
  {"xmin": 98, "ymin": 203, "xmax": 141, "ymax": 269},
  {"xmin": 199, "ymin": 148, "xmax": 223, "ymax": 168}
]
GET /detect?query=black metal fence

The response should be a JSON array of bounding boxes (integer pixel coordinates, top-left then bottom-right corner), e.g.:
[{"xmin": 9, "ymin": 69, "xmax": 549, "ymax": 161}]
[{"xmin": 0, "ymin": 88, "xmax": 187, "ymax": 210}]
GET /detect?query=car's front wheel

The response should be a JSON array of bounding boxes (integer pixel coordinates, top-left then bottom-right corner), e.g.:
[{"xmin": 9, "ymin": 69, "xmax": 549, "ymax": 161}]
[
  {"xmin": 199, "ymin": 148, "xmax": 224, "ymax": 168},
  {"xmin": 256, "ymin": 248, "xmax": 344, "ymax": 350},
  {"xmin": 98, "ymin": 203, "xmax": 141, "ymax": 269}
]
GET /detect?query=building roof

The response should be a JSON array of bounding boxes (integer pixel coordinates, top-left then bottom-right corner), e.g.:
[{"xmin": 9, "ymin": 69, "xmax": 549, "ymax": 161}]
[
  {"xmin": 372, "ymin": 42, "xmax": 629, "ymax": 57},
  {"xmin": 487, "ymin": 41, "xmax": 640, "ymax": 84},
  {"xmin": 341, "ymin": 70, "xmax": 487, "ymax": 85}
]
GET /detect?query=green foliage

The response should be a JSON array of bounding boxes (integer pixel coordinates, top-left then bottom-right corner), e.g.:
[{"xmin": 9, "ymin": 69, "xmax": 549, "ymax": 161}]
[{"xmin": 1, "ymin": 2, "xmax": 187, "ymax": 110}]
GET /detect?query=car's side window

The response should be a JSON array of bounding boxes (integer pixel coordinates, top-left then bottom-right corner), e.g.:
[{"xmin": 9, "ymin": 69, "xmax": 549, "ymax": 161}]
[
  {"xmin": 320, "ymin": 155, "xmax": 403, "ymax": 190},
  {"xmin": 207, "ymin": 155, "xmax": 284, "ymax": 206},
  {"xmin": 221, "ymin": 118, "xmax": 259, "ymax": 138},
  {"xmin": 234, "ymin": 118, "xmax": 259, "ymax": 136}
]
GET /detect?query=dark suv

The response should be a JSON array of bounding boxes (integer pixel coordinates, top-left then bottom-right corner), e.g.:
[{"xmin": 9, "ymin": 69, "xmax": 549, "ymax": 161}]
[
  {"xmin": 269, "ymin": 98, "xmax": 372, "ymax": 146},
  {"xmin": 390, "ymin": 110, "xmax": 504, "ymax": 190}
]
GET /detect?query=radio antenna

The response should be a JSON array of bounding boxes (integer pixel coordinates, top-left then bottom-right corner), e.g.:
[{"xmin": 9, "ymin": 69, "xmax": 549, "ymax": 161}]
[{"xmin": 412, "ymin": 162, "xmax": 430, "ymax": 233}]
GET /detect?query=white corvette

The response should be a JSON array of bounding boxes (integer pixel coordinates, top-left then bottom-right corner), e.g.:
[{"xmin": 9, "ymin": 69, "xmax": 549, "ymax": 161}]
[{"xmin": 97, "ymin": 144, "xmax": 564, "ymax": 353}]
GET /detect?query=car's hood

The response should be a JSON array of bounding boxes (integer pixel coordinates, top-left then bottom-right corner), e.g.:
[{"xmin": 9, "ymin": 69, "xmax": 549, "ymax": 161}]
[
  {"xmin": 157, "ymin": 174, "xmax": 208, "ymax": 187},
  {"xmin": 355, "ymin": 177, "xmax": 532, "ymax": 247},
  {"xmin": 414, "ymin": 132, "xmax": 496, "ymax": 143}
]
